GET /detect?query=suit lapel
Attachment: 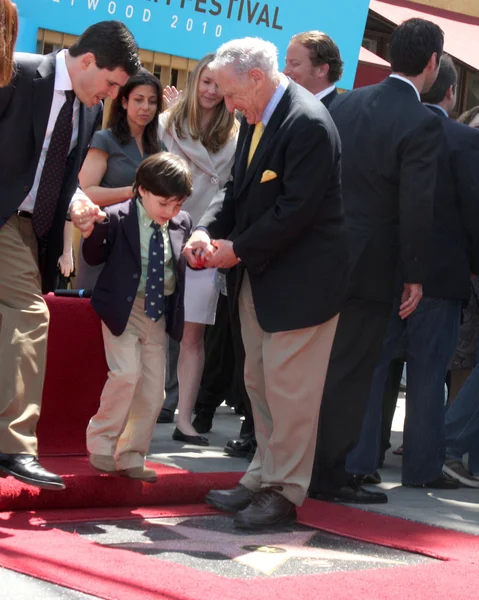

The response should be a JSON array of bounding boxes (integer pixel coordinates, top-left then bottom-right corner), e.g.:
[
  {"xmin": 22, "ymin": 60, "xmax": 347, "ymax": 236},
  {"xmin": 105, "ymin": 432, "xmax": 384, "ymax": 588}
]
[
  {"xmin": 237, "ymin": 84, "xmax": 293, "ymax": 197},
  {"xmin": 121, "ymin": 201, "xmax": 142, "ymax": 268},
  {"xmin": 33, "ymin": 52, "xmax": 56, "ymax": 158}
]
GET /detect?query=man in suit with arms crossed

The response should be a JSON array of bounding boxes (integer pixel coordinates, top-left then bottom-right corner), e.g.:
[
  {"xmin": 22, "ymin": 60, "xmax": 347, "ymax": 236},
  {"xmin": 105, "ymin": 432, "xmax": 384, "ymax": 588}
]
[
  {"xmin": 184, "ymin": 37, "xmax": 349, "ymax": 529},
  {"xmin": 284, "ymin": 30, "xmax": 343, "ymax": 109},
  {"xmin": 310, "ymin": 18, "xmax": 445, "ymax": 504},
  {"xmin": 0, "ymin": 21, "xmax": 140, "ymax": 490}
]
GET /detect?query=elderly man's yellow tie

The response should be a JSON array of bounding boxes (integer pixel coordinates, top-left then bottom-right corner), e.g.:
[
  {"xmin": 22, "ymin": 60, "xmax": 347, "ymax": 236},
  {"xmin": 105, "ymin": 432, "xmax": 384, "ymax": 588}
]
[{"xmin": 247, "ymin": 122, "xmax": 265, "ymax": 166}]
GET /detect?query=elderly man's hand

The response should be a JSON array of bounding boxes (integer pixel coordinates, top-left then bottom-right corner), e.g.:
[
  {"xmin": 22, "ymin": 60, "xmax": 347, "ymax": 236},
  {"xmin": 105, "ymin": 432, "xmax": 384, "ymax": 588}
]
[
  {"xmin": 183, "ymin": 229, "xmax": 216, "ymax": 268},
  {"xmin": 71, "ymin": 198, "xmax": 106, "ymax": 239},
  {"xmin": 205, "ymin": 239, "xmax": 240, "ymax": 269}
]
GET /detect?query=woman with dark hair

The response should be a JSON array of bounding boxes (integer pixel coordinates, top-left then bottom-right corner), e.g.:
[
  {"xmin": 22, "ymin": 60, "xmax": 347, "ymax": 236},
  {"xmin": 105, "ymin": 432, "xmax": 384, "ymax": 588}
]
[
  {"xmin": 76, "ymin": 69, "xmax": 165, "ymax": 287},
  {"xmin": 0, "ymin": 0, "xmax": 18, "ymax": 87},
  {"xmin": 159, "ymin": 53, "xmax": 239, "ymax": 445}
]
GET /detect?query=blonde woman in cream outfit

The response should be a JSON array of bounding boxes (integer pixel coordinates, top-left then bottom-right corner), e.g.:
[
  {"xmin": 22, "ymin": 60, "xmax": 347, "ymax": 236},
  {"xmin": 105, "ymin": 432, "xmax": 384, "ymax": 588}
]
[{"xmin": 159, "ymin": 53, "xmax": 239, "ymax": 445}]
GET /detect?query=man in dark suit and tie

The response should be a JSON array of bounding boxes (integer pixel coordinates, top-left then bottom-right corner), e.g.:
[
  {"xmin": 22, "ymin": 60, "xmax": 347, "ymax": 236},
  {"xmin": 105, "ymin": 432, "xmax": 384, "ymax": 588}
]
[
  {"xmin": 347, "ymin": 54, "xmax": 479, "ymax": 489},
  {"xmin": 0, "ymin": 21, "xmax": 140, "ymax": 490},
  {"xmin": 309, "ymin": 18, "xmax": 445, "ymax": 504},
  {"xmin": 184, "ymin": 37, "xmax": 349, "ymax": 529},
  {"xmin": 284, "ymin": 31, "xmax": 343, "ymax": 109}
]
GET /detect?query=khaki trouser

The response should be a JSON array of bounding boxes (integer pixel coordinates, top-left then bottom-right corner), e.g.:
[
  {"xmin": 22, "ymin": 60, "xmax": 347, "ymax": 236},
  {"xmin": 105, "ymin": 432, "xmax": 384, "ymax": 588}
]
[
  {"xmin": 0, "ymin": 215, "xmax": 49, "ymax": 455},
  {"xmin": 239, "ymin": 274, "xmax": 339, "ymax": 506},
  {"xmin": 86, "ymin": 297, "xmax": 167, "ymax": 470}
]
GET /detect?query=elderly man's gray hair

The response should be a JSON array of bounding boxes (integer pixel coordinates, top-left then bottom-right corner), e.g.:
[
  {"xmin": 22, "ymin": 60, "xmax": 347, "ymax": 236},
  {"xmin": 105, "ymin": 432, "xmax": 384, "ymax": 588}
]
[{"xmin": 210, "ymin": 37, "xmax": 279, "ymax": 76}]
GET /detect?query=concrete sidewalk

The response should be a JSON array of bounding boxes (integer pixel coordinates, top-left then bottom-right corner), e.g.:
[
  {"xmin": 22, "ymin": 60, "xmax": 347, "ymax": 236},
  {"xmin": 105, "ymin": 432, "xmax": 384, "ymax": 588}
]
[{"xmin": 148, "ymin": 394, "xmax": 479, "ymax": 536}]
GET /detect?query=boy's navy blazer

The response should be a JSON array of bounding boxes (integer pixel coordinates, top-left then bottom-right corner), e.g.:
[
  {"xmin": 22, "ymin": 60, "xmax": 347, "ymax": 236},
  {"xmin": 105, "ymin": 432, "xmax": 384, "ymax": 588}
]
[{"xmin": 82, "ymin": 200, "xmax": 192, "ymax": 341}]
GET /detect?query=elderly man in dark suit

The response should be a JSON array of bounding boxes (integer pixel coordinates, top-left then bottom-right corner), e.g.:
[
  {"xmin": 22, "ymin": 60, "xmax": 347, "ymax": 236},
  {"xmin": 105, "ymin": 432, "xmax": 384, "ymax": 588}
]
[
  {"xmin": 284, "ymin": 30, "xmax": 343, "ymax": 109},
  {"xmin": 184, "ymin": 37, "xmax": 349, "ymax": 529},
  {"xmin": 309, "ymin": 18, "xmax": 445, "ymax": 504},
  {"xmin": 0, "ymin": 21, "xmax": 140, "ymax": 490},
  {"xmin": 347, "ymin": 55, "xmax": 479, "ymax": 489}
]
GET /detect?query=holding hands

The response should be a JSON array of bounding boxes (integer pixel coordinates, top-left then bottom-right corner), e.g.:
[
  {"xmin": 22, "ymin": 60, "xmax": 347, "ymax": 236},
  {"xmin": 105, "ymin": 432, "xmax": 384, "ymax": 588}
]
[
  {"xmin": 71, "ymin": 197, "xmax": 107, "ymax": 238},
  {"xmin": 183, "ymin": 230, "xmax": 240, "ymax": 269}
]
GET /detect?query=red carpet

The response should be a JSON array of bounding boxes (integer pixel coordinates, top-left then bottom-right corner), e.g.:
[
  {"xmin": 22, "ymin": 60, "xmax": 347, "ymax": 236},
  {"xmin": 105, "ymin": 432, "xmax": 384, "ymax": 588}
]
[
  {"xmin": 0, "ymin": 457, "xmax": 241, "ymax": 512},
  {"xmin": 38, "ymin": 296, "xmax": 108, "ymax": 456},
  {"xmin": 1, "ymin": 500, "xmax": 479, "ymax": 600}
]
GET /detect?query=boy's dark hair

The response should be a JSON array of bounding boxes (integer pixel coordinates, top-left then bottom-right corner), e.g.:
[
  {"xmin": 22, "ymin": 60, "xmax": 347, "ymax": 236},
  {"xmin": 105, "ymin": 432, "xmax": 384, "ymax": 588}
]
[
  {"xmin": 108, "ymin": 69, "xmax": 163, "ymax": 154},
  {"xmin": 133, "ymin": 152, "xmax": 193, "ymax": 200},
  {"xmin": 389, "ymin": 18, "xmax": 444, "ymax": 76},
  {"xmin": 421, "ymin": 54, "xmax": 457, "ymax": 105},
  {"xmin": 291, "ymin": 31, "xmax": 344, "ymax": 83},
  {"xmin": 69, "ymin": 21, "xmax": 140, "ymax": 76}
]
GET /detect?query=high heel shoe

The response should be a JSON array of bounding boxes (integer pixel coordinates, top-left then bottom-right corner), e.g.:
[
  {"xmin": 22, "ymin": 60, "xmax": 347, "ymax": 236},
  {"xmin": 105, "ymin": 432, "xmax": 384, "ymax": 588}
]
[{"xmin": 172, "ymin": 427, "xmax": 209, "ymax": 447}]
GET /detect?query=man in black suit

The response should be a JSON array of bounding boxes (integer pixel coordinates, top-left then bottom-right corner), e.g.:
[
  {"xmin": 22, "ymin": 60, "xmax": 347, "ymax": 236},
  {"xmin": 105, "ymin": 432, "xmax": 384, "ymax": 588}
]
[
  {"xmin": 309, "ymin": 18, "xmax": 445, "ymax": 504},
  {"xmin": 347, "ymin": 55, "xmax": 479, "ymax": 488},
  {"xmin": 0, "ymin": 21, "xmax": 140, "ymax": 490},
  {"xmin": 184, "ymin": 37, "xmax": 349, "ymax": 529},
  {"xmin": 284, "ymin": 31, "xmax": 343, "ymax": 109}
]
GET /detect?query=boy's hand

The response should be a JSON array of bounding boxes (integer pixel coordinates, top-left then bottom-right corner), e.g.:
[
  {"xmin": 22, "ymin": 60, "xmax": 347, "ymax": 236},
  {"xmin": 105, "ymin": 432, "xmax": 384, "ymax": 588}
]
[
  {"xmin": 183, "ymin": 229, "xmax": 216, "ymax": 268},
  {"xmin": 71, "ymin": 198, "xmax": 106, "ymax": 239}
]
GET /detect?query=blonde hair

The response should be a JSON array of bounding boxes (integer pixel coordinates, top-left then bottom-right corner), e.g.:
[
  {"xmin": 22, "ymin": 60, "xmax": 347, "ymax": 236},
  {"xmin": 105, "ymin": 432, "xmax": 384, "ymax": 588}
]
[
  {"xmin": 0, "ymin": 0, "xmax": 18, "ymax": 87},
  {"xmin": 166, "ymin": 53, "xmax": 238, "ymax": 153}
]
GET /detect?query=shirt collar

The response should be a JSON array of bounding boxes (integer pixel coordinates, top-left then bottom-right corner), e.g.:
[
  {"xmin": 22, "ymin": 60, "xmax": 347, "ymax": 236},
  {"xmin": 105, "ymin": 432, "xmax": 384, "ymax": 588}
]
[
  {"xmin": 315, "ymin": 85, "xmax": 336, "ymax": 101},
  {"xmin": 55, "ymin": 49, "xmax": 74, "ymax": 93},
  {"xmin": 260, "ymin": 73, "xmax": 289, "ymax": 127},
  {"xmin": 389, "ymin": 74, "xmax": 421, "ymax": 101},
  {"xmin": 423, "ymin": 103, "xmax": 449, "ymax": 118}
]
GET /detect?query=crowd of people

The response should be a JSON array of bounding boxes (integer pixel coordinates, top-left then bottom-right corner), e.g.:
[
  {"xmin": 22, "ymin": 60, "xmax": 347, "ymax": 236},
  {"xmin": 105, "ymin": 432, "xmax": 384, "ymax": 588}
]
[{"xmin": 1, "ymin": 0, "xmax": 479, "ymax": 530}]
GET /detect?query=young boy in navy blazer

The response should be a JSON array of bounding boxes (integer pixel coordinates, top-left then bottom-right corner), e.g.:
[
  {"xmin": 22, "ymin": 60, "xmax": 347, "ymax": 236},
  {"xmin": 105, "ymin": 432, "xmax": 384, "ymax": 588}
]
[{"xmin": 78, "ymin": 152, "xmax": 193, "ymax": 482}]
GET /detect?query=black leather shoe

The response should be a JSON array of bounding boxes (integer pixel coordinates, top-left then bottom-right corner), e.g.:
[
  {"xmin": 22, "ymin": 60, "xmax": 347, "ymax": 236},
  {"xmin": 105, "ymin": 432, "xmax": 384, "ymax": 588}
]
[
  {"xmin": 310, "ymin": 483, "xmax": 388, "ymax": 504},
  {"xmin": 234, "ymin": 488, "xmax": 297, "ymax": 529},
  {"xmin": 172, "ymin": 427, "xmax": 209, "ymax": 446},
  {"xmin": 348, "ymin": 471, "xmax": 382, "ymax": 486},
  {"xmin": 0, "ymin": 453, "xmax": 65, "ymax": 490},
  {"xmin": 192, "ymin": 413, "xmax": 214, "ymax": 434},
  {"xmin": 157, "ymin": 408, "xmax": 174, "ymax": 423},
  {"xmin": 205, "ymin": 484, "xmax": 254, "ymax": 512},
  {"xmin": 225, "ymin": 436, "xmax": 257, "ymax": 458},
  {"xmin": 403, "ymin": 473, "xmax": 460, "ymax": 489}
]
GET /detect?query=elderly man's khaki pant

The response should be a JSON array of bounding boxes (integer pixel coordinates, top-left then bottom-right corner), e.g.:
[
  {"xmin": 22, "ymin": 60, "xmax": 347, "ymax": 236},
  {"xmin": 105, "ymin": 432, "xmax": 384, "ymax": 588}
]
[
  {"xmin": 238, "ymin": 274, "xmax": 338, "ymax": 506},
  {"xmin": 0, "ymin": 215, "xmax": 49, "ymax": 455}
]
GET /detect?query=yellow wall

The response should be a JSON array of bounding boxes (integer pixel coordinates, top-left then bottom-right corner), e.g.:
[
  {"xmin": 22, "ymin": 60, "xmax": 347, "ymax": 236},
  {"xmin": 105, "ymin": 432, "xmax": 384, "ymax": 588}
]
[{"xmin": 413, "ymin": 0, "xmax": 479, "ymax": 18}]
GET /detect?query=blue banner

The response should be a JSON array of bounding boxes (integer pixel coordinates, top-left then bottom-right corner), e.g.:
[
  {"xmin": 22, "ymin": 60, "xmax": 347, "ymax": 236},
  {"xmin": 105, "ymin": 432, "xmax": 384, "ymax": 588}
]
[{"xmin": 15, "ymin": 0, "xmax": 370, "ymax": 88}]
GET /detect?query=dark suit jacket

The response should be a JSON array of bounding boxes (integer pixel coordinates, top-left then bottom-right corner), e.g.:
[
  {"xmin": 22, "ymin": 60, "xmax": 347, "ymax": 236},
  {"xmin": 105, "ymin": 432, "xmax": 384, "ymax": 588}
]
[
  {"xmin": 320, "ymin": 88, "xmax": 338, "ymax": 110},
  {"xmin": 419, "ymin": 105, "xmax": 479, "ymax": 300},
  {"xmin": 199, "ymin": 81, "xmax": 349, "ymax": 333},
  {"xmin": 82, "ymin": 200, "xmax": 192, "ymax": 341},
  {"xmin": 0, "ymin": 52, "xmax": 102, "ymax": 293},
  {"xmin": 329, "ymin": 77, "xmax": 443, "ymax": 303}
]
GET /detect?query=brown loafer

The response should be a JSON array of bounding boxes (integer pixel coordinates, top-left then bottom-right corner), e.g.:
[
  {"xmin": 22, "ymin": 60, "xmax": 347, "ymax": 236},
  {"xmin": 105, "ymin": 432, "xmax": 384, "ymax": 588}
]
[
  {"xmin": 234, "ymin": 488, "xmax": 297, "ymax": 530},
  {"xmin": 120, "ymin": 466, "xmax": 157, "ymax": 483},
  {"xmin": 205, "ymin": 484, "xmax": 254, "ymax": 512}
]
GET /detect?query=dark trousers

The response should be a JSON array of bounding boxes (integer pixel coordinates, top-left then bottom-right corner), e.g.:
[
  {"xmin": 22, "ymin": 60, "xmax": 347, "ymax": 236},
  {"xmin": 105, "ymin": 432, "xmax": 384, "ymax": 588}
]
[
  {"xmin": 310, "ymin": 297, "xmax": 392, "ymax": 490},
  {"xmin": 346, "ymin": 297, "xmax": 461, "ymax": 484},
  {"xmin": 194, "ymin": 291, "xmax": 253, "ymax": 435}
]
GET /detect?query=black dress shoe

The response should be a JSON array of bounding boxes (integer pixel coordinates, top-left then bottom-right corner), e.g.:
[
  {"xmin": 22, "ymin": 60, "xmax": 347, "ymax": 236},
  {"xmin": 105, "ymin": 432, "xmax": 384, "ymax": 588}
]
[
  {"xmin": 403, "ymin": 473, "xmax": 460, "ymax": 489},
  {"xmin": 348, "ymin": 471, "xmax": 382, "ymax": 486},
  {"xmin": 0, "ymin": 453, "xmax": 65, "ymax": 490},
  {"xmin": 172, "ymin": 427, "xmax": 209, "ymax": 446},
  {"xmin": 205, "ymin": 484, "xmax": 254, "ymax": 512},
  {"xmin": 157, "ymin": 408, "xmax": 174, "ymax": 423},
  {"xmin": 192, "ymin": 413, "xmax": 214, "ymax": 434},
  {"xmin": 225, "ymin": 436, "xmax": 257, "ymax": 458},
  {"xmin": 310, "ymin": 483, "xmax": 388, "ymax": 504},
  {"xmin": 234, "ymin": 488, "xmax": 297, "ymax": 529}
]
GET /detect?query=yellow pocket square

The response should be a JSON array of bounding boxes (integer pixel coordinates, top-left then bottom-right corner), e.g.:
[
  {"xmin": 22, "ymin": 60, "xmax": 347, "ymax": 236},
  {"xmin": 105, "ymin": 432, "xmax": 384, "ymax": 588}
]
[{"xmin": 260, "ymin": 170, "xmax": 278, "ymax": 183}]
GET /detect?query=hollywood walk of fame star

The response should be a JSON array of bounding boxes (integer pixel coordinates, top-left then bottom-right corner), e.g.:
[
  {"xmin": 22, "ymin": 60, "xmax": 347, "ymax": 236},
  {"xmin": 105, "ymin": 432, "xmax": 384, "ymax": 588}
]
[{"xmin": 104, "ymin": 517, "xmax": 409, "ymax": 576}]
